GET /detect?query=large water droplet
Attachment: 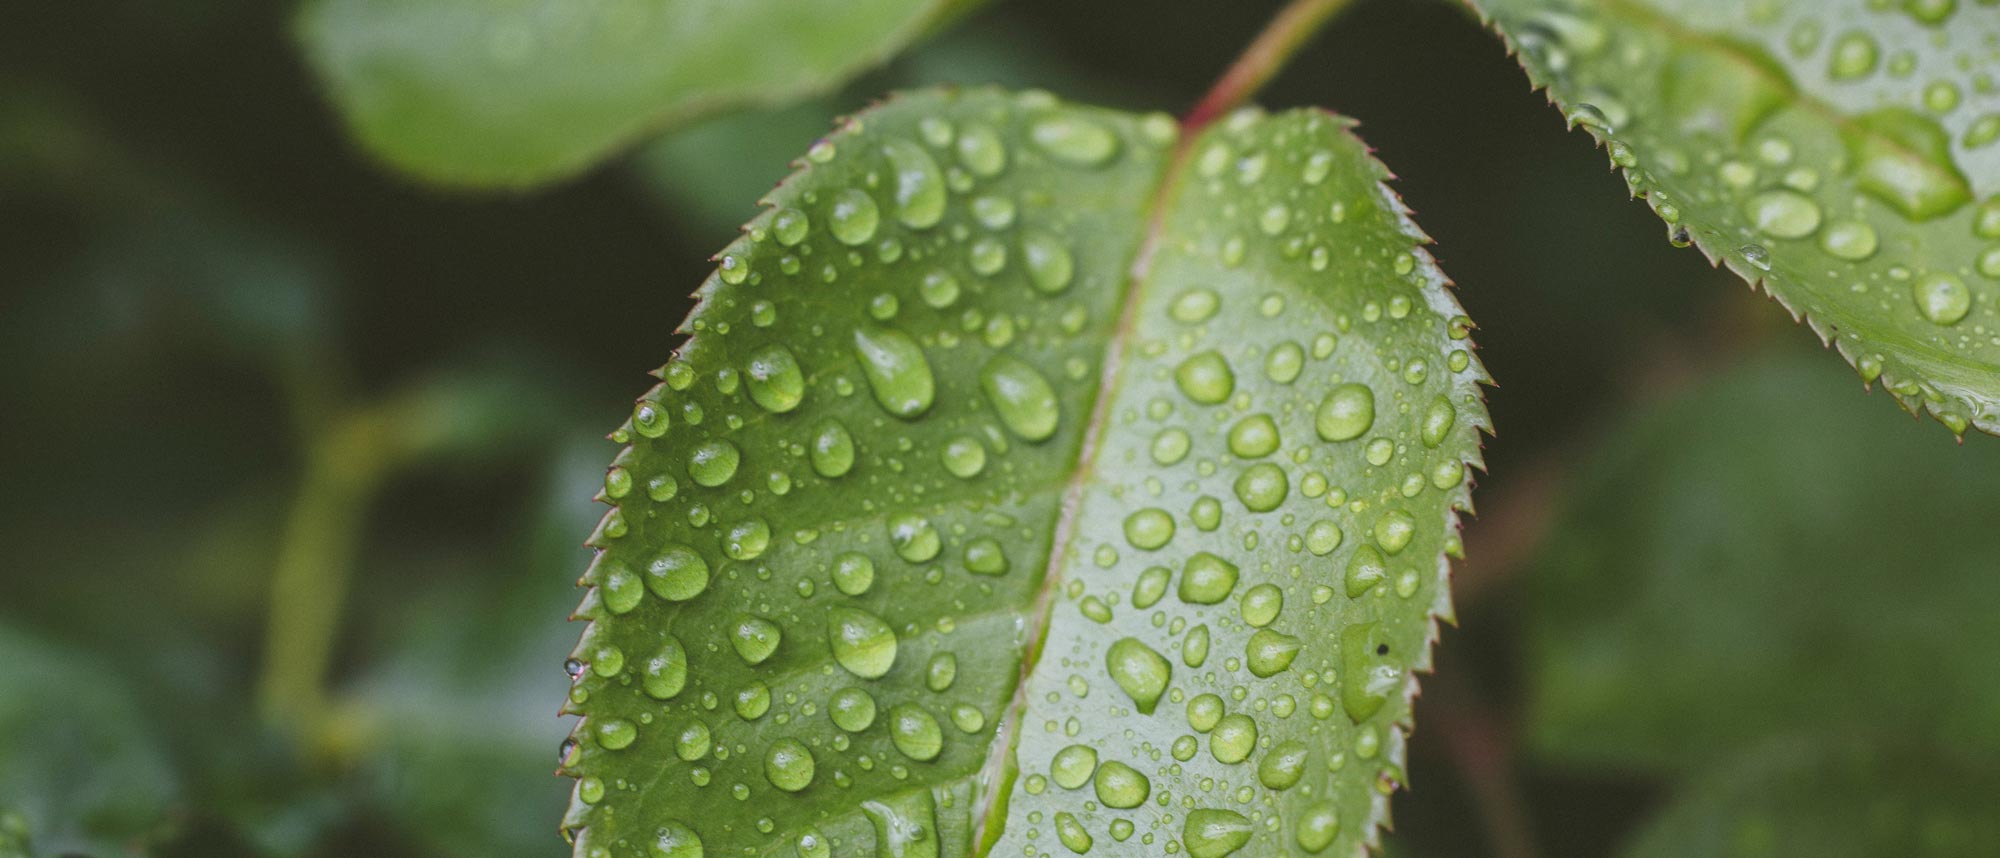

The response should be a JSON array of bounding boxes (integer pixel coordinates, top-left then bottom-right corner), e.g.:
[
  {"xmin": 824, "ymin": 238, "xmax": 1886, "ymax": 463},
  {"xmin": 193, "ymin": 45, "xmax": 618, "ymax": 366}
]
[
  {"xmin": 830, "ymin": 686, "xmax": 877, "ymax": 732},
  {"xmin": 651, "ymin": 821, "xmax": 704, "ymax": 858},
  {"xmin": 1258, "ymin": 740, "xmax": 1310, "ymax": 790},
  {"xmin": 764, "ymin": 739, "xmax": 816, "ymax": 792},
  {"xmin": 646, "ymin": 545, "xmax": 711, "ymax": 602},
  {"xmin": 956, "ymin": 122, "xmax": 1008, "ymax": 177},
  {"xmin": 1092, "ymin": 761, "xmax": 1150, "ymax": 808},
  {"xmin": 829, "ymin": 607, "xmax": 898, "ymax": 678},
  {"xmin": 1030, "ymin": 114, "xmax": 1120, "ymax": 166},
  {"xmin": 810, "ymin": 419, "xmax": 856, "ymax": 478},
  {"xmin": 1913, "ymin": 272, "xmax": 1971, "ymax": 325},
  {"xmin": 643, "ymin": 636, "xmax": 688, "ymax": 700},
  {"xmin": 1315, "ymin": 384, "xmax": 1375, "ymax": 441},
  {"xmin": 1234, "ymin": 462, "xmax": 1289, "ymax": 512},
  {"xmin": 888, "ymin": 703, "xmax": 944, "ymax": 761},
  {"xmin": 1176, "ymin": 351, "xmax": 1235, "ymax": 404},
  {"xmin": 730, "ymin": 614, "xmax": 782, "ymax": 665},
  {"xmin": 1180, "ymin": 553, "xmax": 1240, "ymax": 604},
  {"xmin": 745, "ymin": 345, "xmax": 805, "ymax": 413},
  {"xmin": 1295, "ymin": 802, "xmax": 1340, "ymax": 853},
  {"xmin": 1055, "ymin": 812, "xmax": 1093, "ymax": 854},
  {"xmin": 1246, "ymin": 629, "xmax": 1302, "ymax": 677},
  {"xmin": 688, "ymin": 439, "xmax": 740, "ymax": 487},
  {"xmin": 888, "ymin": 513, "xmax": 941, "ymax": 562},
  {"xmin": 1227, "ymin": 414, "xmax": 1280, "ymax": 458},
  {"xmin": 1022, "ymin": 231, "xmax": 1076, "ymax": 294},
  {"xmin": 882, "ymin": 138, "xmax": 946, "ymax": 230},
  {"xmin": 1743, "ymin": 188, "xmax": 1821, "ymax": 239},
  {"xmin": 829, "ymin": 189, "xmax": 882, "ymax": 246},
  {"xmin": 1051, "ymin": 744, "xmax": 1099, "ymax": 789},
  {"xmin": 853, "ymin": 327, "xmax": 935, "ymax": 418},
  {"xmin": 1182, "ymin": 809, "xmax": 1252, "ymax": 858},
  {"xmin": 1209, "ymin": 713, "xmax": 1257, "ymax": 764},
  {"xmin": 981, "ymin": 355, "xmax": 1061, "ymax": 441},
  {"xmin": 1105, "ymin": 637, "xmax": 1171, "ymax": 714},
  {"xmin": 1124, "ymin": 508, "xmax": 1176, "ymax": 550},
  {"xmin": 832, "ymin": 551, "xmax": 875, "ymax": 596},
  {"xmin": 1847, "ymin": 109, "xmax": 1972, "ymax": 220}
]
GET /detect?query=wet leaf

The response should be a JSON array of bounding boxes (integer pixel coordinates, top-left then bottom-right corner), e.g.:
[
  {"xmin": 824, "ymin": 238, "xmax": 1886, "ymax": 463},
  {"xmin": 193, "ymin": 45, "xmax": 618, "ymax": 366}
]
[
  {"xmin": 559, "ymin": 89, "xmax": 1490, "ymax": 857},
  {"xmin": 1526, "ymin": 352, "xmax": 2000, "ymax": 774},
  {"xmin": 296, "ymin": 0, "xmax": 981, "ymax": 187},
  {"xmin": 1474, "ymin": 0, "xmax": 2000, "ymax": 435}
]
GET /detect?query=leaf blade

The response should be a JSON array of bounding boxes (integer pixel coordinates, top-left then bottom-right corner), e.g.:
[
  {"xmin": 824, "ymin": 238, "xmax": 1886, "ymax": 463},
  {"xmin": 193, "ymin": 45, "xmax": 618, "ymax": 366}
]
[
  {"xmin": 561, "ymin": 89, "xmax": 1489, "ymax": 858},
  {"xmin": 296, "ymin": 0, "xmax": 976, "ymax": 187},
  {"xmin": 1472, "ymin": 0, "xmax": 2000, "ymax": 435}
]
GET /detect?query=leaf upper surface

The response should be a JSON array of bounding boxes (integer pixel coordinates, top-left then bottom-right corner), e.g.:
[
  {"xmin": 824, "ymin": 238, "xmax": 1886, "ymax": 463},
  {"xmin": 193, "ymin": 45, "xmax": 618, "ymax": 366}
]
[
  {"xmin": 1473, "ymin": 0, "xmax": 2000, "ymax": 435},
  {"xmin": 295, "ymin": 0, "xmax": 975, "ymax": 187},
  {"xmin": 561, "ymin": 88, "xmax": 1488, "ymax": 858}
]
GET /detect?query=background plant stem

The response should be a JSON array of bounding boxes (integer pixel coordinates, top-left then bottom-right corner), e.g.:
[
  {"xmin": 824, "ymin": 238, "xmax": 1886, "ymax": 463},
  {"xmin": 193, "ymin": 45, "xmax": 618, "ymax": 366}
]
[{"xmin": 1183, "ymin": 0, "xmax": 1355, "ymax": 130}]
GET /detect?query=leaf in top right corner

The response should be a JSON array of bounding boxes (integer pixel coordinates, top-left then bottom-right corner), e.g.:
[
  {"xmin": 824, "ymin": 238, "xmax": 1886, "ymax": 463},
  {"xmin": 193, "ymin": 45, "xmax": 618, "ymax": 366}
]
[{"xmin": 1470, "ymin": 0, "xmax": 2000, "ymax": 435}]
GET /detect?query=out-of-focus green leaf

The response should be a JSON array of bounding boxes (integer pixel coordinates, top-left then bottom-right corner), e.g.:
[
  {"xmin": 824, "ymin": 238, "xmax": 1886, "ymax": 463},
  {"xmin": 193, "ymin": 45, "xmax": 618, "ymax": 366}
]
[
  {"xmin": 560, "ymin": 88, "xmax": 1489, "ymax": 857},
  {"xmin": 1623, "ymin": 742, "xmax": 2000, "ymax": 858},
  {"xmin": 1527, "ymin": 351, "xmax": 2000, "ymax": 773},
  {"xmin": 0, "ymin": 626, "xmax": 181, "ymax": 856},
  {"xmin": 635, "ymin": 99, "xmax": 846, "ymax": 236},
  {"xmin": 296, "ymin": 0, "xmax": 982, "ymax": 187},
  {"xmin": 1472, "ymin": 0, "xmax": 2000, "ymax": 435}
]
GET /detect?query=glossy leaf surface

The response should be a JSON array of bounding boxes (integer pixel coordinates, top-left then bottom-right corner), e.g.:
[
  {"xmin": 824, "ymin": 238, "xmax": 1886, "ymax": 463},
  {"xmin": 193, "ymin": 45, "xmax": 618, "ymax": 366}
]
[
  {"xmin": 1474, "ymin": 0, "xmax": 2000, "ymax": 435},
  {"xmin": 560, "ymin": 89, "xmax": 1489, "ymax": 858},
  {"xmin": 296, "ymin": 0, "xmax": 977, "ymax": 186}
]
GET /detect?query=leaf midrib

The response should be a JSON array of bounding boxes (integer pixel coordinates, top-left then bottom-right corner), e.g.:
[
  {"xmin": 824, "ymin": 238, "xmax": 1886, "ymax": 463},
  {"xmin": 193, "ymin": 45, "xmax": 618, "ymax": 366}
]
[{"xmin": 965, "ymin": 120, "xmax": 1209, "ymax": 854}]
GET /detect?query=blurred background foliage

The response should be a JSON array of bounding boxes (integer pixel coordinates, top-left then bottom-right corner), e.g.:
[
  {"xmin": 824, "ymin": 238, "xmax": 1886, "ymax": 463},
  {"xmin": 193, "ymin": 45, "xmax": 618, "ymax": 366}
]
[{"xmin": 2, "ymin": 0, "xmax": 1995, "ymax": 856}]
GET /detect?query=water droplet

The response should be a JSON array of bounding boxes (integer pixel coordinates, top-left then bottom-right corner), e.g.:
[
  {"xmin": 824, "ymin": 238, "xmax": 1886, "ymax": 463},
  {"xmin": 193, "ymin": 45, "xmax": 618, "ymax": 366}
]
[
  {"xmin": 1848, "ymin": 109, "xmax": 1972, "ymax": 220},
  {"xmin": 1152, "ymin": 428, "xmax": 1192, "ymax": 464},
  {"xmin": 689, "ymin": 439, "xmax": 740, "ymax": 487},
  {"xmin": 1021, "ymin": 231, "xmax": 1076, "ymax": 294},
  {"xmin": 1171, "ymin": 288, "xmax": 1221, "ymax": 323},
  {"xmin": 1315, "ymin": 384, "xmax": 1375, "ymax": 441},
  {"xmin": 981, "ymin": 355, "xmax": 1061, "ymax": 441},
  {"xmin": 730, "ymin": 615, "xmax": 782, "ymax": 665},
  {"xmin": 829, "ymin": 607, "xmax": 898, "ymax": 678},
  {"xmin": 595, "ymin": 717, "xmax": 637, "ymax": 750},
  {"xmin": 1052, "ymin": 744, "xmax": 1099, "ymax": 789},
  {"xmin": 919, "ymin": 270, "xmax": 961, "ymax": 308},
  {"xmin": 1306, "ymin": 520, "xmax": 1344, "ymax": 556},
  {"xmin": 724, "ymin": 517, "xmax": 771, "ymax": 560},
  {"xmin": 1246, "ymin": 629, "xmax": 1302, "ymax": 677},
  {"xmin": 1234, "ymin": 462, "xmax": 1289, "ymax": 512},
  {"xmin": 888, "ymin": 513, "xmax": 941, "ymax": 562},
  {"xmin": 744, "ymin": 345, "xmax": 805, "ymax": 413},
  {"xmin": 643, "ymin": 636, "xmax": 689, "ymax": 699},
  {"xmin": 1818, "ymin": 220, "xmax": 1879, "ymax": 260},
  {"xmin": 1743, "ymin": 188, "xmax": 1821, "ymax": 239},
  {"xmin": 646, "ymin": 545, "xmax": 710, "ymax": 602},
  {"xmin": 853, "ymin": 327, "xmax": 935, "ymax": 418},
  {"xmin": 956, "ymin": 123, "xmax": 1008, "ymax": 177},
  {"xmin": 926, "ymin": 652, "xmax": 957, "ymax": 692},
  {"xmin": 832, "ymin": 552, "xmax": 875, "ymax": 596},
  {"xmin": 1092, "ymin": 761, "xmax": 1150, "ymax": 808},
  {"xmin": 760, "ymin": 738, "xmax": 816, "ymax": 793},
  {"xmin": 883, "ymin": 138, "xmax": 945, "ymax": 230},
  {"xmin": 1258, "ymin": 740, "xmax": 1310, "ymax": 790},
  {"xmin": 1105, "ymin": 637, "xmax": 1171, "ymax": 714},
  {"xmin": 1265, "ymin": 341, "xmax": 1304, "ymax": 383},
  {"xmin": 1240, "ymin": 584, "xmax": 1283, "ymax": 628},
  {"xmin": 1176, "ymin": 352, "xmax": 1235, "ymax": 404},
  {"xmin": 1124, "ymin": 508, "xmax": 1176, "ymax": 550},
  {"xmin": 1183, "ymin": 624, "xmax": 1211, "ymax": 667},
  {"xmin": 772, "ymin": 207, "xmax": 810, "ymax": 246},
  {"xmin": 1829, "ymin": 31, "xmax": 1878, "ymax": 79},
  {"xmin": 1344, "ymin": 545, "xmax": 1387, "ymax": 597},
  {"xmin": 675, "ymin": 721, "xmax": 710, "ymax": 761},
  {"xmin": 810, "ymin": 420, "xmax": 856, "ymax": 478},
  {"xmin": 1341, "ymin": 621, "xmax": 1398, "ymax": 722},
  {"xmin": 796, "ymin": 829, "xmax": 830, "ymax": 858},
  {"xmin": 1182, "ymin": 809, "xmax": 1252, "ymax": 858},
  {"xmin": 1913, "ymin": 272, "xmax": 1971, "ymax": 325},
  {"xmin": 1056, "ymin": 812, "xmax": 1093, "ymax": 854},
  {"xmin": 1374, "ymin": 511, "xmax": 1417, "ymax": 554},
  {"xmin": 1740, "ymin": 244, "xmax": 1772, "ymax": 271},
  {"xmin": 829, "ymin": 189, "xmax": 881, "ymax": 246},
  {"xmin": 830, "ymin": 686, "xmax": 877, "ymax": 731},
  {"xmin": 963, "ymin": 537, "xmax": 1010, "ymax": 575},
  {"xmin": 1209, "ymin": 713, "xmax": 1257, "ymax": 764},
  {"xmin": 942, "ymin": 435, "xmax": 988, "ymax": 478},
  {"xmin": 1295, "ymin": 802, "xmax": 1340, "ymax": 853},
  {"xmin": 651, "ymin": 821, "xmax": 704, "ymax": 858},
  {"xmin": 888, "ymin": 703, "xmax": 943, "ymax": 761},
  {"xmin": 1180, "ymin": 553, "xmax": 1239, "ymax": 604},
  {"xmin": 1227, "ymin": 414, "xmax": 1280, "ymax": 458},
  {"xmin": 1030, "ymin": 114, "xmax": 1120, "ymax": 166}
]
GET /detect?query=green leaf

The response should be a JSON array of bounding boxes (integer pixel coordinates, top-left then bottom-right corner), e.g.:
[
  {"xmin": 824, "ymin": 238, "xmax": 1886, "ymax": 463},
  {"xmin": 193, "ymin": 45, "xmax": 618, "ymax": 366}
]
[
  {"xmin": 296, "ymin": 0, "xmax": 979, "ymax": 187},
  {"xmin": 560, "ymin": 89, "xmax": 1489, "ymax": 858},
  {"xmin": 1472, "ymin": 0, "xmax": 2000, "ymax": 435},
  {"xmin": 0, "ymin": 625, "xmax": 181, "ymax": 856},
  {"xmin": 1623, "ymin": 741, "xmax": 2000, "ymax": 858},
  {"xmin": 1526, "ymin": 350, "xmax": 2000, "ymax": 774}
]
